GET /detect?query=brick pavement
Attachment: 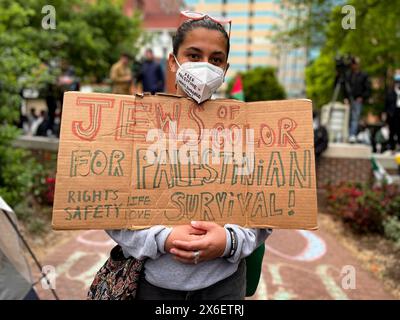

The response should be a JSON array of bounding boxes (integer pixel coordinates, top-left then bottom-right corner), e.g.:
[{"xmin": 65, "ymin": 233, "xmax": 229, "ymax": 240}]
[{"xmin": 34, "ymin": 226, "xmax": 394, "ymax": 300}]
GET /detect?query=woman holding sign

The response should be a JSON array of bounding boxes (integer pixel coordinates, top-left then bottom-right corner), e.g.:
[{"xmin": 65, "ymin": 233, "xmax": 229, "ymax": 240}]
[{"xmin": 104, "ymin": 11, "xmax": 272, "ymax": 300}]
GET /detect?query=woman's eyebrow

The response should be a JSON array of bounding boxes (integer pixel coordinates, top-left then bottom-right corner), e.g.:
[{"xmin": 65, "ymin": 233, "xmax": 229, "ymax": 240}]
[
  {"xmin": 211, "ymin": 51, "xmax": 225, "ymax": 56},
  {"xmin": 211, "ymin": 51, "xmax": 227, "ymax": 60},
  {"xmin": 184, "ymin": 47, "xmax": 203, "ymax": 53}
]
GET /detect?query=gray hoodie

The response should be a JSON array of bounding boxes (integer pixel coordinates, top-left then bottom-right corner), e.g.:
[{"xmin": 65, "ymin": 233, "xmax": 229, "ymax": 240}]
[{"xmin": 106, "ymin": 225, "xmax": 272, "ymax": 291}]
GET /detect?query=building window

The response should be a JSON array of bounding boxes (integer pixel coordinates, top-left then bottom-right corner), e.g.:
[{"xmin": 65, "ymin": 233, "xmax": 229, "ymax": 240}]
[
  {"xmin": 230, "ymin": 51, "xmax": 248, "ymax": 57},
  {"xmin": 230, "ymin": 63, "xmax": 247, "ymax": 69},
  {"xmin": 185, "ymin": 0, "xmax": 200, "ymax": 6},
  {"xmin": 231, "ymin": 24, "xmax": 248, "ymax": 31},
  {"xmin": 252, "ymin": 50, "xmax": 269, "ymax": 57},
  {"xmin": 253, "ymin": 10, "xmax": 280, "ymax": 18},
  {"xmin": 226, "ymin": 12, "xmax": 249, "ymax": 17},
  {"xmin": 231, "ymin": 37, "xmax": 247, "ymax": 44},
  {"xmin": 253, "ymin": 24, "xmax": 274, "ymax": 31}
]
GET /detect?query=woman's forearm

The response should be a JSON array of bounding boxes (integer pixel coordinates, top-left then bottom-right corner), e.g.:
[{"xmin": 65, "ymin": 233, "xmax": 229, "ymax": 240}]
[
  {"xmin": 106, "ymin": 226, "xmax": 172, "ymax": 260},
  {"xmin": 223, "ymin": 225, "xmax": 272, "ymax": 263}
]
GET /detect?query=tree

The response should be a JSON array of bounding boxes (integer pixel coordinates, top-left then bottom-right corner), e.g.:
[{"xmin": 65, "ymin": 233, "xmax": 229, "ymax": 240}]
[
  {"xmin": 274, "ymin": 0, "xmax": 341, "ymax": 61},
  {"xmin": 0, "ymin": 2, "xmax": 45, "ymax": 206},
  {"xmin": 226, "ymin": 67, "xmax": 286, "ymax": 102},
  {"xmin": 0, "ymin": 0, "xmax": 143, "ymax": 206},
  {"xmin": 284, "ymin": 0, "xmax": 400, "ymax": 109},
  {"xmin": 2, "ymin": 0, "xmax": 143, "ymax": 82}
]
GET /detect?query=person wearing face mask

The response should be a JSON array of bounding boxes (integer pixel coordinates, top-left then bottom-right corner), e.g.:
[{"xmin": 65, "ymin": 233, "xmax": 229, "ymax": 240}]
[
  {"xmin": 105, "ymin": 13, "xmax": 272, "ymax": 300},
  {"xmin": 173, "ymin": 54, "xmax": 226, "ymax": 103}
]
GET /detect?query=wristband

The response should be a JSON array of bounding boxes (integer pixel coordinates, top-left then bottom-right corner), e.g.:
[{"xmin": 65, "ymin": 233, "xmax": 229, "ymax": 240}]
[{"xmin": 226, "ymin": 227, "xmax": 238, "ymax": 258}]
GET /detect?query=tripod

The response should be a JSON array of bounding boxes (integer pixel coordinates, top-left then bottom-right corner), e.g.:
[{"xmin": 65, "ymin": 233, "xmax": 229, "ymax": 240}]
[{"xmin": 327, "ymin": 72, "xmax": 354, "ymax": 142}]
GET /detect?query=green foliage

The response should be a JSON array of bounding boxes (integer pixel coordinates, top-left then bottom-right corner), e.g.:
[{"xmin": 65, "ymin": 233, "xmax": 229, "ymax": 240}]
[
  {"xmin": 0, "ymin": 125, "xmax": 43, "ymax": 207},
  {"xmin": 326, "ymin": 182, "xmax": 400, "ymax": 239},
  {"xmin": 305, "ymin": 52, "xmax": 336, "ymax": 108},
  {"xmin": 274, "ymin": 0, "xmax": 339, "ymax": 53},
  {"xmin": 282, "ymin": 0, "xmax": 400, "ymax": 108},
  {"xmin": 383, "ymin": 217, "xmax": 400, "ymax": 248},
  {"xmin": 0, "ymin": 0, "xmax": 143, "ymax": 208},
  {"xmin": 13, "ymin": 199, "xmax": 48, "ymax": 235},
  {"xmin": 0, "ymin": 0, "xmax": 142, "ymax": 82},
  {"xmin": 226, "ymin": 67, "xmax": 286, "ymax": 101}
]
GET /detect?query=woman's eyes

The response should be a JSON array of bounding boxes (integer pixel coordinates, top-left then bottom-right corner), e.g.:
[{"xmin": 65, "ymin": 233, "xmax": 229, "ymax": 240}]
[
  {"xmin": 186, "ymin": 54, "xmax": 223, "ymax": 65},
  {"xmin": 210, "ymin": 57, "xmax": 223, "ymax": 65},
  {"xmin": 188, "ymin": 54, "xmax": 200, "ymax": 61}
]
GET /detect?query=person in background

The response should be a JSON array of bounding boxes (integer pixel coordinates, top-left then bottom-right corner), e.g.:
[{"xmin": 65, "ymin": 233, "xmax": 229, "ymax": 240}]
[
  {"xmin": 384, "ymin": 71, "xmax": 400, "ymax": 152},
  {"xmin": 313, "ymin": 111, "xmax": 329, "ymax": 161},
  {"xmin": 110, "ymin": 53, "xmax": 133, "ymax": 95},
  {"xmin": 136, "ymin": 48, "xmax": 165, "ymax": 94},
  {"xmin": 44, "ymin": 80, "xmax": 58, "ymax": 136},
  {"xmin": 346, "ymin": 57, "xmax": 371, "ymax": 143},
  {"xmin": 58, "ymin": 63, "xmax": 80, "ymax": 106},
  {"xmin": 34, "ymin": 110, "xmax": 50, "ymax": 137}
]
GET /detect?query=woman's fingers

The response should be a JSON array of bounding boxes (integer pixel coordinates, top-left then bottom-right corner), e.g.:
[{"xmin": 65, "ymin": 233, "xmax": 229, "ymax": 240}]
[
  {"xmin": 173, "ymin": 239, "xmax": 208, "ymax": 251},
  {"xmin": 170, "ymin": 247, "xmax": 211, "ymax": 264},
  {"xmin": 188, "ymin": 234, "xmax": 205, "ymax": 241},
  {"xmin": 190, "ymin": 220, "xmax": 216, "ymax": 231},
  {"xmin": 170, "ymin": 247, "xmax": 197, "ymax": 260},
  {"xmin": 171, "ymin": 247, "xmax": 218, "ymax": 264},
  {"xmin": 189, "ymin": 227, "xmax": 207, "ymax": 235}
]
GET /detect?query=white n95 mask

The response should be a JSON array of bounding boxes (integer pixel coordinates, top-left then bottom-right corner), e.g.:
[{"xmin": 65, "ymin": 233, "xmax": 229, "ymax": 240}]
[{"xmin": 174, "ymin": 56, "xmax": 225, "ymax": 104}]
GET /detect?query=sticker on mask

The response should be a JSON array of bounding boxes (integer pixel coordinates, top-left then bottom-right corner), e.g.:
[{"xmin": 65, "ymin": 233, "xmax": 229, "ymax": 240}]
[{"xmin": 174, "ymin": 57, "xmax": 225, "ymax": 103}]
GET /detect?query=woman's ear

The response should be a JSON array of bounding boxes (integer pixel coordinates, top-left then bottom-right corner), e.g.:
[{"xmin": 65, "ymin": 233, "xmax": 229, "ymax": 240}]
[{"xmin": 168, "ymin": 53, "xmax": 178, "ymax": 73}]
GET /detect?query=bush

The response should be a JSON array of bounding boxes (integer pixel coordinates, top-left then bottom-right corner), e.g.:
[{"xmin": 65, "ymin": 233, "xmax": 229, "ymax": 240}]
[
  {"xmin": 13, "ymin": 198, "xmax": 48, "ymax": 235},
  {"xmin": 226, "ymin": 66, "xmax": 286, "ymax": 102},
  {"xmin": 383, "ymin": 217, "xmax": 400, "ymax": 248},
  {"xmin": 0, "ymin": 125, "xmax": 43, "ymax": 207},
  {"xmin": 325, "ymin": 182, "xmax": 400, "ymax": 236},
  {"xmin": 31, "ymin": 151, "xmax": 57, "ymax": 205}
]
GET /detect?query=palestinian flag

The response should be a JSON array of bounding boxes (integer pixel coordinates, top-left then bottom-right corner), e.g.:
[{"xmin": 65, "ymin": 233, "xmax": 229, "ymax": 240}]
[{"xmin": 230, "ymin": 74, "xmax": 245, "ymax": 101}]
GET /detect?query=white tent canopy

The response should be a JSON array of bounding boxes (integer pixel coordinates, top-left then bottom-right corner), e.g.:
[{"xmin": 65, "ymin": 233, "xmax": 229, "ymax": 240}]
[{"xmin": 0, "ymin": 196, "xmax": 33, "ymax": 300}]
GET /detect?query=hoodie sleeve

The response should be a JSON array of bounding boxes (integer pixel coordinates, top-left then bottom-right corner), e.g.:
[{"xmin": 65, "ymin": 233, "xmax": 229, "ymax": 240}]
[
  {"xmin": 222, "ymin": 225, "xmax": 272, "ymax": 263},
  {"xmin": 106, "ymin": 226, "xmax": 172, "ymax": 260}
]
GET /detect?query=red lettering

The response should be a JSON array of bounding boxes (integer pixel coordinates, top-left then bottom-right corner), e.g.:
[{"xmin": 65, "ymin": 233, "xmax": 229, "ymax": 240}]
[
  {"xmin": 217, "ymin": 106, "xmax": 228, "ymax": 119},
  {"xmin": 116, "ymin": 100, "xmax": 152, "ymax": 141},
  {"xmin": 189, "ymin": 105, "xmax": 205, "ymax": 144},
  {"xmin": 278, "ymin": 118, "xmax": 299, "ymax": 149},
  {"xmin": 156, "ymin": 103, "xmax": 181, "ymax": 136},
  {"xmin": 230, "ymin": 105, "xmax": 240, "ymax": 120},
  {"xmin": 259, "ymin": 124, "xmax": 276, "ymax": 147},
  {"xmin": 71, "ymin": 97, "xmax": 114, "ymax": 141}
]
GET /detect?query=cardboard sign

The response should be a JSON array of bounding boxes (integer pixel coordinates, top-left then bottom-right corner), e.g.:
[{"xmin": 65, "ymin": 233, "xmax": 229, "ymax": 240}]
[{"xmin": 52, "ymin": 92, "xmax": 318, "ymax": 230}]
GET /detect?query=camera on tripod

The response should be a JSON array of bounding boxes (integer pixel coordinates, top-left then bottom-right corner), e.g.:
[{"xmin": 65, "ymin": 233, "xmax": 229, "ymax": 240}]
[
  {"xmin": 334, "ymin": 54, "xmax": 354, "ymax": 100},
  {"xmin": 335, "ymin": 55, "xmax": 353, "ymax": 78}
]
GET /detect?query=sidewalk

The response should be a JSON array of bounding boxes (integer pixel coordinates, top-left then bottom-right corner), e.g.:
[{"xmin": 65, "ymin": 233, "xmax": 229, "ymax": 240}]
[{"xmin": 34, "ymin": 225, "xmax": 394, "ymax": 300}]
